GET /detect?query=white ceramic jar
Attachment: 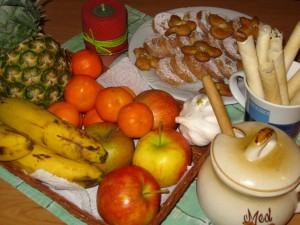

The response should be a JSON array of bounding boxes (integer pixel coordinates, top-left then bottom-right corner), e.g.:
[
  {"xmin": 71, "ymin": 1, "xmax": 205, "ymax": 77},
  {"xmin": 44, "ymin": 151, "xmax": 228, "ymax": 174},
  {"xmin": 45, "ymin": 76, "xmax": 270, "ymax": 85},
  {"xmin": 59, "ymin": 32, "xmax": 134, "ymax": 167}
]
[{"xmin": 197, "ymin": 122, "xmax": 300, "ymax": 225}]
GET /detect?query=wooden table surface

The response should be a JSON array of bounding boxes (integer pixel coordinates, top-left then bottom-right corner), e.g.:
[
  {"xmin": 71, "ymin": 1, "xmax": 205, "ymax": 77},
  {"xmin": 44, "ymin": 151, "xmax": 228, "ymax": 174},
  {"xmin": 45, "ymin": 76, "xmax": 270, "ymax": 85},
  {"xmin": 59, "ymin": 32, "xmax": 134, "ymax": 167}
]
[{"xmin": 1, "ymin": 0, "xmax": 300, "ymax": 224}]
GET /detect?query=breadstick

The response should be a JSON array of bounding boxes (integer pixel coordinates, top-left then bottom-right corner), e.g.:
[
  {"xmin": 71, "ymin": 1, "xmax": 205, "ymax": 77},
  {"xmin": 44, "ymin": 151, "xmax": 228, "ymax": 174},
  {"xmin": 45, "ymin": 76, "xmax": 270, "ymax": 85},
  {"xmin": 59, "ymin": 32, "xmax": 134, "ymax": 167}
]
[
  {"xmin": 284, "ymin": 21, "xmax": 300, "ymax": 72},
  {"xmin": 290, "ymin": 90, "xmax": 300, "ymax": 105},
  {"xmin": 237, "ymin": 36, "xmax": 265, "ymax": 99},
  {"xmin": 268, "ymin": 50, "xmax": 289, "ymax": 105},
  {"xmin": 269, "ymin": 28, "xmax": 283, "ymax": 55},
  {"xmin": 288, "ymin": 68, "xmax": 300, "ymax": 101},
  {"xmin": 256, "ymin": 23, "xmax": 271, "ymax": 65},
  {"xmin": 259, "ymin": 62, "xmax": 282, "ymax": 104},
  {"xmin": 201, "ymin": 75, "xmax": 234, "ymax": 136},
  {"xmin": 266, "ymin": 29, "xmax": 289, "ymax": 105},
  {"xmin": 268, "ymin": 29, "xmax": 283, "ymax": 62}
]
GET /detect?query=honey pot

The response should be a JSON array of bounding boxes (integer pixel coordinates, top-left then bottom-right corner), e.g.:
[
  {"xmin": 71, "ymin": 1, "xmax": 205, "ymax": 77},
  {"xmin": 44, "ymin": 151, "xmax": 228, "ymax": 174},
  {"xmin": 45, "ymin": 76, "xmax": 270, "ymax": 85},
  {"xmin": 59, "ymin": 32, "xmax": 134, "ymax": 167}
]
[{"xmin": 197, "ymin": 122, "xmax": 300, "ymax": 225}]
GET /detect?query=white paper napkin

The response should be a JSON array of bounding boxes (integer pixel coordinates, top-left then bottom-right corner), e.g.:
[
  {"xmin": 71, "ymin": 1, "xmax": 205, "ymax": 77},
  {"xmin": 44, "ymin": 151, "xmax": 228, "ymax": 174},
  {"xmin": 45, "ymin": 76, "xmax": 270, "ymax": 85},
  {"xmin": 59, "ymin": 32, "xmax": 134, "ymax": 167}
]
[
  {"xmin": 31, "ymin": 169, "xmax": 101, "ymax": 219},
  {"xmin": 96, "ymin": 56, "xmax": 151, "ymax": 94}
]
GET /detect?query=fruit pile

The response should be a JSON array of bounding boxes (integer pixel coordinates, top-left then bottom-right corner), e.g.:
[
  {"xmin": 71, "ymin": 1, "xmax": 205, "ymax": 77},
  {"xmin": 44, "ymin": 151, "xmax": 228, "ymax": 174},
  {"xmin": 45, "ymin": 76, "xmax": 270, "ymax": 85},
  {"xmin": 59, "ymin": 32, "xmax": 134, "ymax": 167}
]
[
  {"xmin": 0, "ymin": 2, "xmax": 195, "ymax": 224},
  {"xmin": 0, "ymin": 46, "xmax": 194, "ymax": 224},
  {"xmin": 68, "ymin": 49, "xmax": 192, "ymax": 179}
]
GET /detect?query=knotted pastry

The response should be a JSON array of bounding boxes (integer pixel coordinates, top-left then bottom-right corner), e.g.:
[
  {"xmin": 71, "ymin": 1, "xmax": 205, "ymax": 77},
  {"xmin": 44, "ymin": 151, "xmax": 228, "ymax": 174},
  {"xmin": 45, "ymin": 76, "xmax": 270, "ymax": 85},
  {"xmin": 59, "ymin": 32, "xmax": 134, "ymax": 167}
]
[
  {"xmin": 199, "ymin": 12, "xmax": 242, "ymax": 61},
  {"xmin": 134, "ymin": 47, "xmax": 159, "ymax": 71},
  {"xmin": 208, "ymin": 14, "xmax": 234, "ymax": 40},
  {"xmin": 165, "ymin": 15, "xmax": 197, "ymax": 36},
  {"xmin": 181, "ymin": 40, "xmax": 222, "ymax": 62},
  {"xmin": 237, "ymin": 16, "xmax": 260, "ymax": 40}
]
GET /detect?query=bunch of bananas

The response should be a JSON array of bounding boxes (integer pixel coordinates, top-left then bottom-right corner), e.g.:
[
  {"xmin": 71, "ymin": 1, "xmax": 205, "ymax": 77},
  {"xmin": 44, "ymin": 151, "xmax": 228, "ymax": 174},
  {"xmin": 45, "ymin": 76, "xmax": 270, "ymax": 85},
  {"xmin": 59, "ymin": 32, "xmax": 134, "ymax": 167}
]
[{"xmin": 0, "ymin": 97, "xmax": 108, "ymax": 188}]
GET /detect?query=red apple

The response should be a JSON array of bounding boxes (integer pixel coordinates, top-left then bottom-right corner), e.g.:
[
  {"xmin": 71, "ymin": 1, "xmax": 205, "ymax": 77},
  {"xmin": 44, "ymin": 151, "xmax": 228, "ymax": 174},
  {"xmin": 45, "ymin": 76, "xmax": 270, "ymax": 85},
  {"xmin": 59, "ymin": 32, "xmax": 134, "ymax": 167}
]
[
  {"xmin": 85, "ymin": 122, "xmax": 135, "ymax": 174},
  {"xmin": 134, "ymin": 89, "xmax": 181, "ymax": 130},
  {"xmin": 97, "ymin": 165, "xmax": 161, "ymax": 225},
  {"xmin": 133, "ymin": 128, "xmax": 192, "ymax": 188}
]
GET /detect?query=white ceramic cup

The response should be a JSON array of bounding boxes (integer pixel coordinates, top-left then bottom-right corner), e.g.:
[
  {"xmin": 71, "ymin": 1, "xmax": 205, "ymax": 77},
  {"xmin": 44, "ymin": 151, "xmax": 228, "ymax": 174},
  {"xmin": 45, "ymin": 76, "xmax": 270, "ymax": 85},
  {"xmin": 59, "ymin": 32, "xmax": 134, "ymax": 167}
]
[{"xmin": 229, "ymin": 62, "xmax": 300, "ymax": 139}]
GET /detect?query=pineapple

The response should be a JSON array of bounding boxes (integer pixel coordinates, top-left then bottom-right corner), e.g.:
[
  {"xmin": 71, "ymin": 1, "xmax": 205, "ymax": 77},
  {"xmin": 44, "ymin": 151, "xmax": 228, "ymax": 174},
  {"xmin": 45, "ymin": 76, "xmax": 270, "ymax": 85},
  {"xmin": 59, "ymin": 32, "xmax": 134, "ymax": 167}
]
[{"xmin": 0, "ymin": 0, "xmax": 71, "ymax": 108}]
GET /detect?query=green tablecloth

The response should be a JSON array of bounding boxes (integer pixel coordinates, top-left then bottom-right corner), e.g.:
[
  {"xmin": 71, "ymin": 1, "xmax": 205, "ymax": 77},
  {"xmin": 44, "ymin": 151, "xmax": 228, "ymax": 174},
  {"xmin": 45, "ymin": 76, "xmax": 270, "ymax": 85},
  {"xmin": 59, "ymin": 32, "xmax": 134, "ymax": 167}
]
[{"xmin": 0, "ymin": 5, "xmax": 299, "ymax": 225}]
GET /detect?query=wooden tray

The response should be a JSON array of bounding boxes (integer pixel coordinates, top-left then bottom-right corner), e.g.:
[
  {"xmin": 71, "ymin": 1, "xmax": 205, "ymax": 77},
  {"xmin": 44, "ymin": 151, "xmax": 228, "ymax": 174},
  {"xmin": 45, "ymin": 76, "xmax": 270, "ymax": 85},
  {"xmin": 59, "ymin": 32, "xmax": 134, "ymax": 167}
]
[{"xmin": 0, "ymin": 145, "xmax": 209, "ymax": 225}]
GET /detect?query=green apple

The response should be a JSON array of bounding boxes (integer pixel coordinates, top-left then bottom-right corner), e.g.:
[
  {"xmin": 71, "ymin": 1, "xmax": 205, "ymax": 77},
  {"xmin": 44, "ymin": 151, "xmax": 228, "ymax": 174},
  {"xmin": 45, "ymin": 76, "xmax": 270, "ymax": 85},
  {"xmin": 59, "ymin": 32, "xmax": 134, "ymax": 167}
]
[
  {"xmin": 85, "ymin": 122, "xmax": 135, "ymax": 174},
  {"xmin": 132, "ymin": 127, "xmax": 192, "ymax": 188}
]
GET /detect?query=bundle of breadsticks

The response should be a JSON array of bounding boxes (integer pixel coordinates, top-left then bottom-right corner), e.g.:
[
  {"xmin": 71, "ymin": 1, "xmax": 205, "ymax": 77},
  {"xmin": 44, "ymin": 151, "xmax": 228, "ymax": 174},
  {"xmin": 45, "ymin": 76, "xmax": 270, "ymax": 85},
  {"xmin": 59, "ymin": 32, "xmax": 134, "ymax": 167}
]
[{"xmin": 237, "ymin": 21, "xmax": 300, "ymax": 105}]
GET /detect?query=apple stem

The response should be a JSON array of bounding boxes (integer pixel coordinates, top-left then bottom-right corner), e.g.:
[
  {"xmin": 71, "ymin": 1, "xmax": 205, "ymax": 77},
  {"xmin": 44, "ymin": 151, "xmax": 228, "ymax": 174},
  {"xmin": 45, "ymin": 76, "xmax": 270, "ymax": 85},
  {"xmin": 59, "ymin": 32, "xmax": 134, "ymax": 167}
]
[{"xmin": 143, "ymin": 188, "xmax": 170, "ymax": 195}]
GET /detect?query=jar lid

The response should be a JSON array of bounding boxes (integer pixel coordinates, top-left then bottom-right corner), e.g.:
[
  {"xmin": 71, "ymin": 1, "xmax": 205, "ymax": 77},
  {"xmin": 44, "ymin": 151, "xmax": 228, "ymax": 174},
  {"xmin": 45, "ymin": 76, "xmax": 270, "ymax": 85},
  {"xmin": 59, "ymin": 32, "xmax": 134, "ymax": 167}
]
[{"xmin": 210, "ymin": 122, "xmax": 300, "ymax": 197}]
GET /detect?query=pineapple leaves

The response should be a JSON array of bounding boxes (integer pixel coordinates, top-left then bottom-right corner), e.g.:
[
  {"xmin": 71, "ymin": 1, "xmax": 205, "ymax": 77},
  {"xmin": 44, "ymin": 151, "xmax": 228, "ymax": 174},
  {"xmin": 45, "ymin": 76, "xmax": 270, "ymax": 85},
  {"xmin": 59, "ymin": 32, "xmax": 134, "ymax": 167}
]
[
  {"xmin": 0, "ymin": 1, "xmax": 71, "ymax": 108},
  {"xmin": 0, "ymin": 0, "xmax": 41, "ymax": 54}
]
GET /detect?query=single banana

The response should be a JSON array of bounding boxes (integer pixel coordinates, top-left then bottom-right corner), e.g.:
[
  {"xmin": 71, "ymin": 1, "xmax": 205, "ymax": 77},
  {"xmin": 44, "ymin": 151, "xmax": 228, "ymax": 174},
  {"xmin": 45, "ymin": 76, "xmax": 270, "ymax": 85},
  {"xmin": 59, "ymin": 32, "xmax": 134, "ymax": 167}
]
[
  {"xmin": 0, "ymin": 123, "xmax": 34, "ymax": 161},
  {"xmin": 11, "ymin": 144, "xmax": 104, "ymax": 188},
  {"xmin": 0, "ymin": 97, "xmax": 107, "ymax": 163}
]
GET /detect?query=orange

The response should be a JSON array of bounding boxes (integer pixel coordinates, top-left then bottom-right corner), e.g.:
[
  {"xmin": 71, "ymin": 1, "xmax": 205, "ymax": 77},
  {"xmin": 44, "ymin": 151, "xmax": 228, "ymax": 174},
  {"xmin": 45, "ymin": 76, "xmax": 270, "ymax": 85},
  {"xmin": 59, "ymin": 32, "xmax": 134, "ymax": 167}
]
[
  {"xmin": 64, "ymin": 75, "xmax": 104, "ymax": 112},
  {"xmin": 119, "ymin": 86, "xmax": 136, "ymax": 98},
  {"xmin": 117, "ymin": 102, "xmax": 154, "ymax": 138},
  {"xmin": 71, "ymin": 49, "xmax": 103, "ymax": 79},
  {"xmin": 95, "ymin": 87, "xmax": 134, "ymax": 122},
  {"xmin": 83, "ymin": 108, "xmax": 104, "ymax": 128},
  {"xmin": 48, "ymin": 101, "xmax": 83, "ymax": 128}
]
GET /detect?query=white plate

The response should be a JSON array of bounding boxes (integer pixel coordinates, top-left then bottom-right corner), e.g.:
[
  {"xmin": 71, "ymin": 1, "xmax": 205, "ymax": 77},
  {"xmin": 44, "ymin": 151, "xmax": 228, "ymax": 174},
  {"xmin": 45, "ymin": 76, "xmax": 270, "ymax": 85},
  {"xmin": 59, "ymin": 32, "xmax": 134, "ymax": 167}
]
[{"xmin": 128, "ymin": 7, "xmax": 249, "ymax": 104}]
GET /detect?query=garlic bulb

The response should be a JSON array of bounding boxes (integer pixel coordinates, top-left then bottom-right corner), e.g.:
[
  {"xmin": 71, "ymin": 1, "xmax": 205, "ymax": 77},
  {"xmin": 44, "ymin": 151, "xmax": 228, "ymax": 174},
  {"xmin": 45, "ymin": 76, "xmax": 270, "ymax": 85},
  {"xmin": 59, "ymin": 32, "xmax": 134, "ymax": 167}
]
[{"xmin": 175, "ymin": 94, "xmax": 221, "ymax": 146}]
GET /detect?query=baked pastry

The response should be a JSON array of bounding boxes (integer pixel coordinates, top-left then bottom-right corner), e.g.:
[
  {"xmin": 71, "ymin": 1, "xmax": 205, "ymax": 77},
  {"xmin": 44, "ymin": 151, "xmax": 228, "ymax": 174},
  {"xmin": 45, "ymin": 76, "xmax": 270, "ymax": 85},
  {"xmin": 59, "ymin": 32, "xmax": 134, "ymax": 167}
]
[
  {"xmin": 215, "ymin": 56, "xmax": 237, "ymax": 79},
  {"xmin": 152, "ymin": 11, "xmax": 187, "ymax": 35},
  {"xmin": 202, "ymin": 58, "xmax": 225, "ymax": 81},
  {"xmin": 134, "ymin": 47, "xmax": 159, "ymax": 71},
  {"xmin": 152, "ymin": 12, "xmax": 172, "ymax": 35},
  {"xmin": 133, "ymin": 9, "xmax": 261, "ymax": 96},
  {"xmin": 208, "ymin": 14, "xmax": 234, "ymax": 40},
  {"xmin": 199, "ymin": 81, "xmax": 233, "ymax": 96},
  {"xmin": 170, "ymin": 52, "xmax": 198, "ymax": 83},
  {"xmin": 237, "ymin": 16, "xmax": 260, "ymax": 40},
  {"xmin": 181, "ymin": 40, "xmax": 222, "ymax": 62},
  {"xmin": 196, "ymin": 10, "xmax": 211, "ymax": 34},
  {"xmin": 199, "ymin": 12, "xmax": 241, "ymax": 61},
  {"xmin": 143, "ymin": 34, "xmax": 169, "ymax": 58},
  {"xmin": 183, "ymin": 55, "xmax": 209, "ymax": 80},
  {"xmin": 144, "ymin": 33, "xmax": 181, "ymax": 58},
  {"xmin": 220, "ymin": 36, "xmax": 241, "ymax": 61},
  {"xmin": 165, "ymin": 15, "xmax": 197, "ymax": 36},
  {"xmin": 156, "ymin": 57, "xmax": 185, "ymax": 85}
]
